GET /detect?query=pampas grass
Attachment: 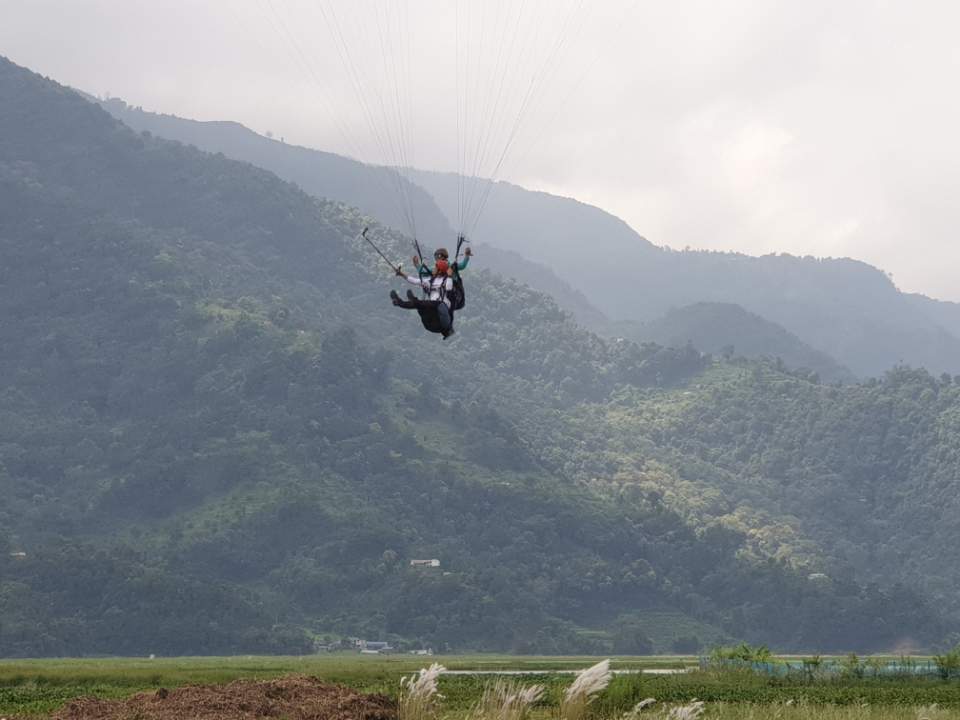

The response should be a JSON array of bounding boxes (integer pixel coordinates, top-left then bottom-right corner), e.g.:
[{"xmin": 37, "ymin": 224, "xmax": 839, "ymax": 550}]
[
  {"xmin": 665, "ymin": 700, "xmax": 705, "ymax": 720},
  {"xmin": 916, "ymin": 705, "xmax": 952, "ymax": 720},
  {"xmin": 396, "ymin": 662, "xmax": 960, "ymax": 720},
  {"xmin": 620, "ymin": 698, "xmax": 658, "ymax": 720},
  {"xmin": 470, "ymin": 678, "xmax": 544, "ymax": 720},
  {"xmin": 561, "ymin": 659, "xmax": 613, "ymax": 720},
  {"xmin": 399, "ymin": 663, "xmax": 446, "ymax": 720}
]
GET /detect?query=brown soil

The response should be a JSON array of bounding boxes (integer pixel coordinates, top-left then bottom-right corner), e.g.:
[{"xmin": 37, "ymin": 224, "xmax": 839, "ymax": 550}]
[{"xmin": 50, "ymin": 675, "xmax": 397, "ymax": 720}]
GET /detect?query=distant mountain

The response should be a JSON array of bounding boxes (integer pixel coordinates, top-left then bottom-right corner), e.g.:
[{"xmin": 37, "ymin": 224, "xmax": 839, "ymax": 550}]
[
  {"xmin": 905, "ymin": 293, "xmax": 960, "ymax": 344},
  {"xmin": 409, "ymin": 170, "xmax": 960, "ymax": 378},
  {"xmin": 626, "ymin": 302, "xmax": 855, "ymax": 384},
  {"xmin": 97, "ymin": 100, "xmax": 960, "ymax": 378},
  {"xmin": 96, "ymin": 97, "xmax": 454, "ymax": 248},
  {"xmin": 476, "ymin": 244, "xmax": 608, "ymax": 328},
  {"xmin": 407, "ymin": 169, "xmax": 661, "ymax": 275},
  {"xmin": 4, "ymin": 55, "xmax": 954, "ymax": 656}
]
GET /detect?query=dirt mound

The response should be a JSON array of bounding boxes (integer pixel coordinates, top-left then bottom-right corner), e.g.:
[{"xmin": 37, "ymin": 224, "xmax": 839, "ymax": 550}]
[{"xmin": 51, "ymin": 675, "xmax": 397, "ymax": 720}]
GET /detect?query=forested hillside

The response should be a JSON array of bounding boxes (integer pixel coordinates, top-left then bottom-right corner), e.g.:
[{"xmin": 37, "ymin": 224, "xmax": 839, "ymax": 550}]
[
  {"xmin": 0, "ymin": 56, "xmax": 956, "ymax": 658},
  {"xmin": 557, "ymin": 362, "xmax": 960, "ymax": 617}
]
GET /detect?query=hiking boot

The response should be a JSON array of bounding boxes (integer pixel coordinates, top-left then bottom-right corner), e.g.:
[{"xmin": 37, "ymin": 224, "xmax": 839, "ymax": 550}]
[
  {"xmin": 389, "ymin": 290, "xmax": 401, "ymax": 305},
  {"xmin": 442, "ymin": 327, "xmax": 456, "ymax": 340},
  {"xmin": 406, "ymin": 289, "xmax": 417, "ymax": 301}
]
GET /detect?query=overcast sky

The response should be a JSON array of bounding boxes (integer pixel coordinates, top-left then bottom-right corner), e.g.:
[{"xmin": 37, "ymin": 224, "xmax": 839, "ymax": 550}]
[{"xmin": 3, "ymin": 0, "xmax": 959, "ymax": 300}]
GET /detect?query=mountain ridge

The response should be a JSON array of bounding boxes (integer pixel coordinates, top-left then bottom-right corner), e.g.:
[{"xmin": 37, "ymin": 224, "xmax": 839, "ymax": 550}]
[
  {"xmin": 410, "ymin": 170, "xmax": 960, "ymax": 377},
  {"xmin": 95, "ymin": 97, "xmax": 960, "ymax": 378},
  {"xmin": 627, "ymin": 302, "xmax": 855, "ymax": 384}
]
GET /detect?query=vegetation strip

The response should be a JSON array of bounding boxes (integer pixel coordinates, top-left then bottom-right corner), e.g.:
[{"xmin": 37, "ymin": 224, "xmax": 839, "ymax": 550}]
[{"xmin": 8, "ymin": 657, "xmax": 960, "ymax": 717}]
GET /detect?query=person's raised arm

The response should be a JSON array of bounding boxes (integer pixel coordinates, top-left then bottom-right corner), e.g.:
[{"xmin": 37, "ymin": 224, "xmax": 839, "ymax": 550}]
[
  {"xmin": 395, "ymin": 265, "xmax": 423, "ymax": 286},
  {"xmin": 456, "ymin": 246, "xmax": 472, "ymax": 271},
  {"xmin": 413, "ymin": 256, "xmax": 430, "ymax": 276}
]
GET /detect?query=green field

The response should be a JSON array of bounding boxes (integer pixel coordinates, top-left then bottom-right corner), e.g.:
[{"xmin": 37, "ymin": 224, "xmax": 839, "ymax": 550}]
[
  {"xmin": 0, "ymin": 655, "xmax": 681, "ymax": 716},
  {"xmin": 4, "ymin": 655, "xmax": 960, "ymax": 718}
]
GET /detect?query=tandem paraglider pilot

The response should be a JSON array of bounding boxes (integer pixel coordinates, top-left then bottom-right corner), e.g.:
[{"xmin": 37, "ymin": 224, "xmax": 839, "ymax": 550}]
[{"xmin": 390, "ymin": 248, "xmax": 469, "ymax": 340}]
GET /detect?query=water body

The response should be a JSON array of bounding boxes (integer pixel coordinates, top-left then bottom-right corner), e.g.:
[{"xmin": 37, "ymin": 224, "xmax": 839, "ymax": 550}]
[{"xmin": 440, "ymin": 668, "xmax": 689, "ymax": 676}]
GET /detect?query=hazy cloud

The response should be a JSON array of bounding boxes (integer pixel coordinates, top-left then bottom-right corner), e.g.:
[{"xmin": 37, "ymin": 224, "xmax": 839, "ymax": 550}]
[{"xmin": 3, "ymin": 0, "xmax": 958, "ymax": 299}]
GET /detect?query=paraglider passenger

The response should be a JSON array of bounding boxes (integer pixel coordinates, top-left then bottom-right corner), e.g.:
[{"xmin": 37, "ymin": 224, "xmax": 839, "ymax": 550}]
[{"xmin": 391, "ymin": 257, "xmax": 456, "ymax": 339}]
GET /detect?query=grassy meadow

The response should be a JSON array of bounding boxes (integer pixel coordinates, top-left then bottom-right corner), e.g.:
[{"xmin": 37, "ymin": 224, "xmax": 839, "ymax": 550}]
[
  {"xmin": 0, "ymin": 655, "xmax": 676, "ymax": 716},
  {"xmin": 3, "ymin": 655, "xmax": 960, "ymax": 718}
]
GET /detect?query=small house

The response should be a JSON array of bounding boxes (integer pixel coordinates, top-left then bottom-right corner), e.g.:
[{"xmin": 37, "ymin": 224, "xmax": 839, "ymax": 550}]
[
  {"xmin": 359, "ymin": 641, "xmax": 393, "ymax": 654},
  {"xmin": 409, "ymin": 559, "xmax": 440, "ymax": 568}
]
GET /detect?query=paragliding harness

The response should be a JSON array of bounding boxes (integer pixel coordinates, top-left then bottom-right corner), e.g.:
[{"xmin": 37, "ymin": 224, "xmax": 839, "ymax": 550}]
[{"xmin": 414, "ymin": 236, "xmax": 467, "ymax": 311}]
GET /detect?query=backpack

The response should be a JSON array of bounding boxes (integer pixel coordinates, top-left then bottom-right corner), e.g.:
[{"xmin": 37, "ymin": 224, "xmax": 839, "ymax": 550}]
[{"xmin": 449, "ymin": 273, "xmax": 466, "ymax": 311}]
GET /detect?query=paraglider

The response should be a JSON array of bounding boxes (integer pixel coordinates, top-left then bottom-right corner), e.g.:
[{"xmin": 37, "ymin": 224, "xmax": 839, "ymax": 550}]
[
  {"xmin": 390, "ymin": 258, "xmax": 456, "ymax": 339},
  {"xmin": 361, "ymin": 228, "xmax": 469, "ymax": 338}
]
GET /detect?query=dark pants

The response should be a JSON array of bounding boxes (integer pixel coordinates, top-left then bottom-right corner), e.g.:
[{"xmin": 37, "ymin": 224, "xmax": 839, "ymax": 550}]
[{"xmin": 394, "ymin": 296, "xmax": 452, "ymax": 334}]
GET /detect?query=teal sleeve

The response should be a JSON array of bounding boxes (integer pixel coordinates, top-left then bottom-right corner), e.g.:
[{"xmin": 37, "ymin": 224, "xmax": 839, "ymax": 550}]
[{"xmin": 456, "ymin": 256, "xmax": 470, "ymax": 271}]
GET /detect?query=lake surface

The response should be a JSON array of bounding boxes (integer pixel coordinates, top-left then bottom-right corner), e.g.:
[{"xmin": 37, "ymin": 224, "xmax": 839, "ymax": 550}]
[{"xmin": 440, "ymin": 668, "xmax": 690, "ymax": 676}]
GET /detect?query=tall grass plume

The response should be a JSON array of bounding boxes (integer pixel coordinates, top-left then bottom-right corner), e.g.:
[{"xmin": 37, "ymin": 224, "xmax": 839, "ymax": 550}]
[
  {"xmin": 620, "ymin": 697, "xmax": 657, "ymax": 720},
  {"xmin": 665, "ymin": 700, "xmax": 705, "ymax": 720},
  {"xmin": 399, "ymin": 663, "xmax": 445, "ymax": 720},
  {"xmin": 561, "ymin": 659, "xmax": 612, "ymax": 720},
  {"xmin": 470, "ymin": 678, "xmax": 544, "ymax": 720}
]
